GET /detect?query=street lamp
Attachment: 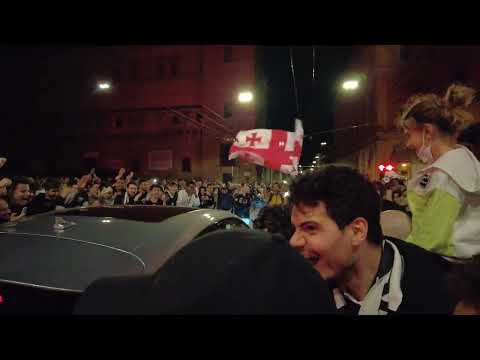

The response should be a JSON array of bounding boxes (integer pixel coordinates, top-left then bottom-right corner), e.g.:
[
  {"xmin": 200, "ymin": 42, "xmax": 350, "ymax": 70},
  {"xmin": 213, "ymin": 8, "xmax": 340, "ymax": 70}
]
[
  {"xmin": 320, "ymin": 142, "xmax": 327, "ymax": 146},
  {"xmin": 342, "ymin": 80, "xmax": 359, "ymax": 91},
  {"xmin": 97, "ymin": 81, "xmax": 112, "ymax": 92},
  {"xmin": 238, "ymin": 91, "xmax": 253, "ymax": 103}
]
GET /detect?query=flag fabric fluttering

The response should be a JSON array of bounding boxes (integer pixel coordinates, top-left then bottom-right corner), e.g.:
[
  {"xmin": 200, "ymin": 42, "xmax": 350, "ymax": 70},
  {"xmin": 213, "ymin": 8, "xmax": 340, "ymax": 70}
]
[{"xmin": 228, "ymin": 119, "xmax": 304, "ymax": 176}]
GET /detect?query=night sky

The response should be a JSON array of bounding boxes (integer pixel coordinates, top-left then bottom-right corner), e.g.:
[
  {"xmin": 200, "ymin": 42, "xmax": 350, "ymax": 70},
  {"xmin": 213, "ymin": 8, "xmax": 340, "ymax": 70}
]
[{"xmin": 261, "ymin": 46, "xmax": 354, "ymax": 164}]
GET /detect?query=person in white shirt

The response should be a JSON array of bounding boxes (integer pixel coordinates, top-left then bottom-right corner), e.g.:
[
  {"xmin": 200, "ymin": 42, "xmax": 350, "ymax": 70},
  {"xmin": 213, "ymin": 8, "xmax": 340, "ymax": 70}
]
[{"xmin": 176, "ymin": 181, "xmax": 200, "ymax": 208}]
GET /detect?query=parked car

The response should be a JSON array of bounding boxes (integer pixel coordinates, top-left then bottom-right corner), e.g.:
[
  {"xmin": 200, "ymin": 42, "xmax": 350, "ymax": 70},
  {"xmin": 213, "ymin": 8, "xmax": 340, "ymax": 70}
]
[{"xmin": 0, "ymin": 206, "xmax": 248, "ymax": 314}]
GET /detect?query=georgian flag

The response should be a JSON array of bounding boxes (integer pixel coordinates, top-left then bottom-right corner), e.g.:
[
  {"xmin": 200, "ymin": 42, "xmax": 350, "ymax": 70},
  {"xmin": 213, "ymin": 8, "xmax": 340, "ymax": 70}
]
[{"xmin": 228, "ymin": 119, "xmax": 304, "ymax": 176}]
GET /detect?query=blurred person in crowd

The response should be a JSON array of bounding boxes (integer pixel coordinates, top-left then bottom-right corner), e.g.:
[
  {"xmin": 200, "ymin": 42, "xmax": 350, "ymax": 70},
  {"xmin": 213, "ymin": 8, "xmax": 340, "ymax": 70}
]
[
  {"xmin": 250, "ymin": 185, "xmax": 268, "ymax": 221},
  {"xmin": 458, "ymin": 122, "xmax": 480, "ymax": 160},
  {"xmin": 65, "ymin": 175, "xmax": 91, "ymax": 208},
  {"xmin": 253, "ymin": 205, "xmax": 294, "ymax": 242},
  {"xmin": 0, "ymin": 197, "xmax": 26, "ymax": 223},
  {"xmin": 176, "ymin": 181, "xmax": 200, "ymax": 208},
  {"xmin": 0, "ymin": 197, "xmax": 12, "ymax": 223},
  {"xmin": 392, "ymin": 189, "xmax": 409, "ymax": 212},
  {"xmin": 99, "ymin": 186, "xmax": 115, "ymax": 206},
  {"xmin": 8, "ymin": 177, "xmax": 32, "ymax": 215},
  {"xmin": 217, "ymin": 186, "xmax": 234, "ymax": 212},
  {"xmin": 449, "ymin": 254, "xmax": 480, "ymax": 315},
  {"xmin": 178, "ymin": 179, "xmax": 186, "ymax": 191},
  {"xmin": 164, "ymin": 181, "xmax": 178, "ymax": 206},
  {"xmin": 289, "ymin": 165, "xmax": 455, "ymax": 314},
  {"xmin": 399, "ymin": 83, "xmax": 480, "ymax": 260},
  {"xmin": 267, "ymin": 182, "xmax": 284, "ymax": 207},
  {"xmin": 115, "ymin": 182, "xmax": 138, "ymax": 205},
  {"xmin": 113, "ymin": 178, "xmax": 127, "ymax": 197},
  {"xmin": 233, "ymin": 184, "xmax": 251, "ymax": 220},
  {"xmin": 144, "ymin": 184, "xmax": 166, "ymax": 206},
  {"xmin": 161, "ymin": 179, "xmax": 168, "ymax": 190},
  {"xmin": 28, "ymin": 178, "xmax": 65, "ymax": 215},
  {"xmin": 115, "ymin": 168, "xmax": 126, "ymax": 181},
  {"xmin": 60, "ymin": 177, "xmax": 77, "ymax": 200},
  {"xmin": 135, "ymin": 177, "xmax": 152, "ymax": 204},
  {"xmin": 199, "ymin": 186, "xmax": 215, "ymax": 209},
  {"xmin": 195, "ymin": 180, "xmax": 203, "ymax": 193},
  {"xmin": 380, "ymin": 210, "xmax": 412, "ymax": 241},
  {"xmin": 87, "ymin": 182, "xmax": 102, "ymax": 205},
  {"xmin": 0, "ymin": 177, "xmax": 12, "ymax": 197}
]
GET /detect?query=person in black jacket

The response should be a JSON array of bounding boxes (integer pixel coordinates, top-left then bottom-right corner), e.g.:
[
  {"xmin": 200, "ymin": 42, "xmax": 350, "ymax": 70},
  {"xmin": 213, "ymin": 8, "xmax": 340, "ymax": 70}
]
[
  {"xmin": 448, "ymin": 254, "xmax": 480, "ymax": 315},
  {"xmin": 75, "ymin": 229, "xmax": 337, "ymax": 315},
  {"xmin": 217, "ymin": 186, "xmax": 234, "ymax": 212},
  {"xmin": 27, "ymin": 178, "xmax": 64, "ymax": 215},
  {"xmin": 289, "ymin": 165, "xmax": 455, "ymax": 315},
  {"xmin": 114, "ymin": 182, "xmax": 138, "ymax": 205}
]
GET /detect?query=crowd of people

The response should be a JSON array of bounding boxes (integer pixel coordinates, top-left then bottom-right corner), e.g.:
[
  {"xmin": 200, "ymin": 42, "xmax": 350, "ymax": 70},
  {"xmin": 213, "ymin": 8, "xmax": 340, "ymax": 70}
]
[
  {"xmin": 3, "ymin": 82, "xmax": 480, "ymax": 315},
  {"xmin": 0, "ymin": 160, "xmax": 293, "ymax": 229}
]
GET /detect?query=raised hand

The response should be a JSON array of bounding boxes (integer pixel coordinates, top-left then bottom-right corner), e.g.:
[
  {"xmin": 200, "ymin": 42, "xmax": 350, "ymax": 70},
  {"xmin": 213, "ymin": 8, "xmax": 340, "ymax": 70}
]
[{"xmin": 11, "ymin": 208, "xmax": 27, "ymax": 222}]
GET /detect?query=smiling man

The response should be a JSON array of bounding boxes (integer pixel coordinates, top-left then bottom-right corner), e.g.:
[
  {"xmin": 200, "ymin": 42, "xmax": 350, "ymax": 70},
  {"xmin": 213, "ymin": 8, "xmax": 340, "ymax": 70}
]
[{"xmin": 289, "ymin": 165, "xmax": 455, "ymax": 315}]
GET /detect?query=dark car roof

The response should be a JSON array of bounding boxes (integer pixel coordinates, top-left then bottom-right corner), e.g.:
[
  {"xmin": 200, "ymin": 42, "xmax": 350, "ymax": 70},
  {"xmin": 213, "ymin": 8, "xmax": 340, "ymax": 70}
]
[{"xmin": 0, "ymin": 206, "xmax": 243, "ymax": 292}]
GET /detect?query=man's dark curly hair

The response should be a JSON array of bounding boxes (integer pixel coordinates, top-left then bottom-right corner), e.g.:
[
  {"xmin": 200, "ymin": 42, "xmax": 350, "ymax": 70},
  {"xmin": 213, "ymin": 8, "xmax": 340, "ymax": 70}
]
[
  {"xmin": 448, "ymin": 254, "xmax": 480, "ymax": 311},
  {"xmin": 253, "ymin": 205, "xmax": 294, "ymax": 241},
  {"xmin": 289, "ymin": 165, "xmax": 383, "ymax": 245}
]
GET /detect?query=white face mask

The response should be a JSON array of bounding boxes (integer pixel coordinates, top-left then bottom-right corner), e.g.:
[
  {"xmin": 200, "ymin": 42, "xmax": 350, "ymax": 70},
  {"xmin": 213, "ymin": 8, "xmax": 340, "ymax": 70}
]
[{"xmin": 416, "ymin": 129, "xmax": 434, "ymax": 164}]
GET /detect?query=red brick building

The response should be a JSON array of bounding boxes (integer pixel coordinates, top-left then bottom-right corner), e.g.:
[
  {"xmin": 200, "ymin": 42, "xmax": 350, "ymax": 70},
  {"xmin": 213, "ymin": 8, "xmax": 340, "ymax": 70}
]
[
  {"xmin": 54, "ymin": 46, "xmax": 261, "ymax": 182},
  {"xmin": 333, "ymin": 45, "xmax": 480, "ymax": 179}
]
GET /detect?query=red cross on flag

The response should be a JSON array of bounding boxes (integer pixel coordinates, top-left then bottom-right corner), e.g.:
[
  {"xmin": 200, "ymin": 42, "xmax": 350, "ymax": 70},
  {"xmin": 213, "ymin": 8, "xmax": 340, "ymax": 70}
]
[{"xmin": 229, "ymin": 119, "xmax": 304, "ymax": 176}]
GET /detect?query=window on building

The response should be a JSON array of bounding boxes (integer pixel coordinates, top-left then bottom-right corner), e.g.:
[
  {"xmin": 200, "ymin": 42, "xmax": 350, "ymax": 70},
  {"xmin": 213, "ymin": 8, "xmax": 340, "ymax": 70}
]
[
  {"xmin": 170, "ymin": 58, "xmax": 179, "ymax": 78},
  {"xmin": 129, "ymin": 60, "xmax": 138, "ymax": 81},
  {"xmin": 114, "ymin": 116, "xmax": 123, "ymax": 129},
  {"xmin": 156, "ymin": 60, "xmax": 165, "ymax": 80},
  {"xmin": 224, "ymin": 102, "xmax": 233, "ymax": 118},
  {"xmin": 224, "ymin": 47, "xmax": 233, "ymax": 63},
  {"xmin": 172, "ymin": 116, "xmax": 180, "ymax": 125},
  {"xmin": 220, "ymin": 144, "xmax": 234, "ymax": 166},
  {"xmin": 196, "ymin": 113, "xmax": 203, "ymax": 122},
  {"xmin": 182, "ymin": 158, "xmax": 191, "ymax": 173}
]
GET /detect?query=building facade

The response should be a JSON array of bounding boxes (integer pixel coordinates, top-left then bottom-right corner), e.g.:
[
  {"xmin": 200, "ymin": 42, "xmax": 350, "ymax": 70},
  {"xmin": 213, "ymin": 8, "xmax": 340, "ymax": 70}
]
[
  {"xmin": 73, "ymin": 45, "xmax": 260, "ymax": 182},
  {"xmin": 1, "ymin": 46, "xmax": 261, "ymax": 182},
  {"xmin": 333, "ymin": 45, "xmax": 480, "ymax": 180}
]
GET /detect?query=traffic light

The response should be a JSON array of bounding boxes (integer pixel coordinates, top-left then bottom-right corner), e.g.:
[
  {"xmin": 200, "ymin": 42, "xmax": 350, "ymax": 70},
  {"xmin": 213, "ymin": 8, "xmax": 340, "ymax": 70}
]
[{"xmin": 377, "ymin": 163, "xmax": 395, "ymax": 172}]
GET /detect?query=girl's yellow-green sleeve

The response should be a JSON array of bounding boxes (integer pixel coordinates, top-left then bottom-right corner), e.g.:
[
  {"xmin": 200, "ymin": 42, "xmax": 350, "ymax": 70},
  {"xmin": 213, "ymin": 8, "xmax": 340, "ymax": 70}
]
[{"xmin": 406, "ymin": 188, "xmax": 461, "ymax": 256}]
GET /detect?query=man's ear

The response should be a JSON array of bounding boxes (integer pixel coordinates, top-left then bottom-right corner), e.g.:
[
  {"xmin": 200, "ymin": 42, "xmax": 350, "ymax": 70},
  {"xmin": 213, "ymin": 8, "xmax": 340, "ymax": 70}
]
[{"xmin": 349, "ymin": 217, "xmax": 369, "ymax": 247}]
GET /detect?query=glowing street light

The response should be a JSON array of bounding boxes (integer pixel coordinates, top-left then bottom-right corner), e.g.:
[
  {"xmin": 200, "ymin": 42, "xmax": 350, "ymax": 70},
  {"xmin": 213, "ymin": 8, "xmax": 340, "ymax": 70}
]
[
  {"xmin": 342, "ymin": 79, "xmax": 359, "ymax": 91},
  {"xmin": 97, "ymin": 81, "xmax": 111, "ymax": 91},
  {"xmin": 312, "ymin": 161, "xmax": 317, "ymax": 164},
  {"xmin": 238, "ymin": 91, "xmax": 253, "ymax": 103},
  {"xmin": 401, "ymin": 163, "xmax": 408, "ymax": 168}
]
